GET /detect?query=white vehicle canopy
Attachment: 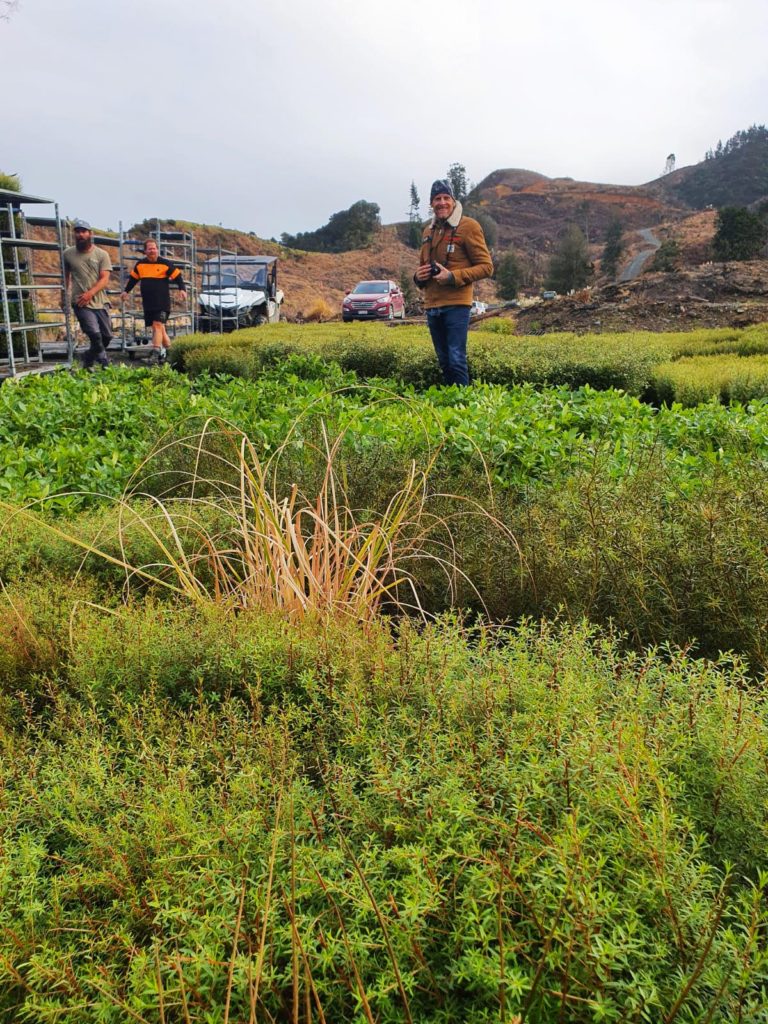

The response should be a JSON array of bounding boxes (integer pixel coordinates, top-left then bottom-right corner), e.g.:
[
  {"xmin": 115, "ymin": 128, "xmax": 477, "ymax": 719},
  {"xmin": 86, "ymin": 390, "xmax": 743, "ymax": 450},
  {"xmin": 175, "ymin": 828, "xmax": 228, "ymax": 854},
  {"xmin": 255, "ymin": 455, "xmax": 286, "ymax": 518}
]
[
  {"xmin": 201, "ymin": 255, "xmax": 276, "ymax": 291},
  {"xmin": 198, "ymin": 255, "xmax": 283, "ymax": 330}
]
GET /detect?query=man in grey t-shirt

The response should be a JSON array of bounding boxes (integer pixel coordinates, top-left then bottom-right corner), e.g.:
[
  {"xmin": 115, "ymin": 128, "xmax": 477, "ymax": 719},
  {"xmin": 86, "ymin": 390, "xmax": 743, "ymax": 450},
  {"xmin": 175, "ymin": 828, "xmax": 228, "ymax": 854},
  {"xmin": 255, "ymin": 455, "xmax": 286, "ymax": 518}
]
[{"xmin": 63, "ymin": 219, "xmax": 113, "ymax": 368}]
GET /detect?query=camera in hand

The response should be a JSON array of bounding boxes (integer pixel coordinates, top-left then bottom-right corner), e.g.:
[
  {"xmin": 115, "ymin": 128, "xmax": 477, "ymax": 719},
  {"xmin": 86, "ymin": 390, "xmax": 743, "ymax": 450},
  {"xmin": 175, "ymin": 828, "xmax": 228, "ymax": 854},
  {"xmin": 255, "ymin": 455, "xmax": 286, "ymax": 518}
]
[{"xmin": 429, "ymin": 260, "xmax": 440, "ymax": 277}]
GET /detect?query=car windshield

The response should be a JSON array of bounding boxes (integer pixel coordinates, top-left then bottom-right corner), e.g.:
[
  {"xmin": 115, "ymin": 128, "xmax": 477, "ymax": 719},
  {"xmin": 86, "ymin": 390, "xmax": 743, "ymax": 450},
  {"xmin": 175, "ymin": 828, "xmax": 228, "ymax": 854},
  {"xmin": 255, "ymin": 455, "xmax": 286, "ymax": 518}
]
[
  {"xmin": 202, "ymin": 263, "xmax": 268, "ymax": 290},
  {"xmin": 353, "ymin": 281, "xmax": 388, "ymax": 294}
]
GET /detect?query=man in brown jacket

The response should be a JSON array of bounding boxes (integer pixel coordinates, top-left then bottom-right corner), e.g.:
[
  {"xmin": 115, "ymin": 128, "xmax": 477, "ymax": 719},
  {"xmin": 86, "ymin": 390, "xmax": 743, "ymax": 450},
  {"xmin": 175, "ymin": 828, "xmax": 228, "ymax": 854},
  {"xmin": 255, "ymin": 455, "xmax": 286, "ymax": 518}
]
[{"xmin": 414, "ymin": 179, "xmax": 493, "ymax": 385}]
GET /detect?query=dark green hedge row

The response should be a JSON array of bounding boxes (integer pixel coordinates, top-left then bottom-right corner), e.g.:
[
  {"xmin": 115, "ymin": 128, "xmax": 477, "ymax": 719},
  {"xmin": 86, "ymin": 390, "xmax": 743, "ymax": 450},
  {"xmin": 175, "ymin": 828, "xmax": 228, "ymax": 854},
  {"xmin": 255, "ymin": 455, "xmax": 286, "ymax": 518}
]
[{"xmin": 170, "ymin": 320, "xmax": 768, "ymax": 402}]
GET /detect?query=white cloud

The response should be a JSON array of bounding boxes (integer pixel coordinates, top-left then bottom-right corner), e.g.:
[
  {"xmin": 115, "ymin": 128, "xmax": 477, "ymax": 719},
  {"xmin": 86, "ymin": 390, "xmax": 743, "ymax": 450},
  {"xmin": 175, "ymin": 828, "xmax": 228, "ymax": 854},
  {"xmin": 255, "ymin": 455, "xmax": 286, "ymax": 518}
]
[{"xmin": 3, "ymin": 0, "xmax": 766, "ymax": 236}]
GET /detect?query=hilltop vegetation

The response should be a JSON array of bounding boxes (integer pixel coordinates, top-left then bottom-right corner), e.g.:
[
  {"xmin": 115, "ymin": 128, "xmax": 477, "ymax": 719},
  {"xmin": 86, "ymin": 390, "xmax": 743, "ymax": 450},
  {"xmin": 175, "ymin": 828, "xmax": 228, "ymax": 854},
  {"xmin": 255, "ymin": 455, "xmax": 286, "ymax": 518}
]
[
  {"xmin": 655, "ymin": 125, "xmax": 768, "ymax": 210},
  {"xmin": 280, "ymin": 199, "xmax": 381, "ymax": 253}
]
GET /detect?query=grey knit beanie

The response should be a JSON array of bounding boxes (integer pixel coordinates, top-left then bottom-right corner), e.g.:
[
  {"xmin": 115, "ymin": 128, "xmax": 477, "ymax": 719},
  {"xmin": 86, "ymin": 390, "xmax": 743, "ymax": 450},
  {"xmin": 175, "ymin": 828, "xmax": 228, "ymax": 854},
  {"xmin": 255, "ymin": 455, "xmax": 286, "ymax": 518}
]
[{"xmin": 429, "ymin": 179, "xmax": 454, "ymax": 202}]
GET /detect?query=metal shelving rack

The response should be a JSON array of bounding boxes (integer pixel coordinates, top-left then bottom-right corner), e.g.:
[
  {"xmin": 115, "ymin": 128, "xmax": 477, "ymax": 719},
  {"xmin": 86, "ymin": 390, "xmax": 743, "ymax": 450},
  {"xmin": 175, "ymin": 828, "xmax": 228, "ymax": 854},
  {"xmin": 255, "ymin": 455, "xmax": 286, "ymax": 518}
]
[
  {"xmin": 0, "ymin": 188, "xmax": 74, "ymax": 379},
  {"xmin": 197, "ymin": 242, "xmax": 239, "ymax": 334},
  {"xmin": 113, "ymin": 221, "xmax": 197, "ymax": 357}
]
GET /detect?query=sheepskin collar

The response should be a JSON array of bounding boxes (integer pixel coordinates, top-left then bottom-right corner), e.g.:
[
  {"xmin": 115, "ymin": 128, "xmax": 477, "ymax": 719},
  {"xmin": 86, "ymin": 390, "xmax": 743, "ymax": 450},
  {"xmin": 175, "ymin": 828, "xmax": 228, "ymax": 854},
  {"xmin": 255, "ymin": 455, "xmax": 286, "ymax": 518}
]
[{"xmin": 430, "ymin": 200, "xmax": 463, "ymax": 229}]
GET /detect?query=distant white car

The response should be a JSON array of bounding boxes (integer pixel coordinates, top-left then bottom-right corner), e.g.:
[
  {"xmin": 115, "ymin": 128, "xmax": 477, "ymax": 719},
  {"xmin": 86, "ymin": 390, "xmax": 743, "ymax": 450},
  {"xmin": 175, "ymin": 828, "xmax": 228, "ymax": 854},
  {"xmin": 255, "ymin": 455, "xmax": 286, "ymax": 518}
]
[{"xmin": 470, "ymin": 300, "xmax": 488, "ymax": 318}]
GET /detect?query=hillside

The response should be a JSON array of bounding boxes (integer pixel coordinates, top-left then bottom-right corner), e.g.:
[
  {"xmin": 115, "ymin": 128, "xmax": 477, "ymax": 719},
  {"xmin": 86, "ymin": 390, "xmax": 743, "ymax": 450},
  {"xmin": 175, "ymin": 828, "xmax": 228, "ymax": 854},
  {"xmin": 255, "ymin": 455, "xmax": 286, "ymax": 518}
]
[
  {"xmin": 467, "ymin": 132, "xmax": 768, "ymax": 261},
  {"xmin": 160, "ymin": 143, "xmax": 762, "ymax": 316},
  {"xmin": 648, "ymin": 129, "xmax": 768, "ymax": 210},
  {"xmin": 468, "ymin": 168, "xmax": 684, "ymax": 255}
]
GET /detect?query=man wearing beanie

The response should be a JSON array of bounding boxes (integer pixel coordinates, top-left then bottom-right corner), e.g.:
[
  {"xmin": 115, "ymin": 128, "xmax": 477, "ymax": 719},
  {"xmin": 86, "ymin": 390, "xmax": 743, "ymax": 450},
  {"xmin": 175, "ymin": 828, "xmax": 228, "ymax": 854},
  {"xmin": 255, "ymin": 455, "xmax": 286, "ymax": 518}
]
[
  {"xmin": 414, "ymin": 179, "xmax": 493, "ymax": 385},
  {"xmin": 63, "ymin": 219, "xmax": 114, "ymax": 370}
]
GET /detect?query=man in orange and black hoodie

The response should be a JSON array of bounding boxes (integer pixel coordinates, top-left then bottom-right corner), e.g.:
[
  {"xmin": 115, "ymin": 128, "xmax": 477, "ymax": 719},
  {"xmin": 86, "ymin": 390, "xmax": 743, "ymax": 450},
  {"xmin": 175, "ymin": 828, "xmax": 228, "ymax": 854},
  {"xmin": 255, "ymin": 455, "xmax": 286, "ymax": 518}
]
[
  {"xmin": 121, "ymin": 239, "xmax": 187, "ymax": 364},
  {"xmin": 414, "ymin": 179, "xmax": 493, "ymax": 385}
]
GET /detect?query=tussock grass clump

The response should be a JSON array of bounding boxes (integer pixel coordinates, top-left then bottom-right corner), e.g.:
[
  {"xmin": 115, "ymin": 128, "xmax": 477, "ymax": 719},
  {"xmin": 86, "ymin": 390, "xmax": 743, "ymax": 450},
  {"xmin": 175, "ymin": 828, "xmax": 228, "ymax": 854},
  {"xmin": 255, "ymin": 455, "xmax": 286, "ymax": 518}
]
[
  {"xmin": 2, "ymin": 417, "xmax": 507, "ymax": 625},
  {"xmin": 0, "ymin": 616, "xmax": 767, "ymax": 1021},
  {"xmin": 304, "ymin": 298, "xmax": 334, "ymax": 322},
  {"xmin": 5, "ymin": 377, "xmax": 768, "ymax": 666}
]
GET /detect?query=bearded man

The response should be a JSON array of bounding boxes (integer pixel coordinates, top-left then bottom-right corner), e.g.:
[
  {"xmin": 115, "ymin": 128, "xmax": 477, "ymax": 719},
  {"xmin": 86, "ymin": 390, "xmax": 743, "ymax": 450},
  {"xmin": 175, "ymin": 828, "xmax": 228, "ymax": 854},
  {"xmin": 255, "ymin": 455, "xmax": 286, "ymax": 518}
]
[{"xmin": 63, "ymin": 219, "xmax": 114, "ymax": 369}]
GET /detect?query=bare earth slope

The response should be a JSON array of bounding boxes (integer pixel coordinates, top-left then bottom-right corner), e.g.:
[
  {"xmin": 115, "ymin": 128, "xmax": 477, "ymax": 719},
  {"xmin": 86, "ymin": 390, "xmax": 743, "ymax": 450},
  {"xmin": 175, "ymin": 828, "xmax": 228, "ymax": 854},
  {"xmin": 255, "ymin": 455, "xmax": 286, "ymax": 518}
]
[
  {"xmin": 513, "ymin": 261, "xmax": 768, "ymax": 333},
  {"xmin": 183, "ymin": 223, "xmax": 419, "ymax": 319},
  {"xmin": 469, "ymin": 168, "xmax": 687, "ymax": 255}
]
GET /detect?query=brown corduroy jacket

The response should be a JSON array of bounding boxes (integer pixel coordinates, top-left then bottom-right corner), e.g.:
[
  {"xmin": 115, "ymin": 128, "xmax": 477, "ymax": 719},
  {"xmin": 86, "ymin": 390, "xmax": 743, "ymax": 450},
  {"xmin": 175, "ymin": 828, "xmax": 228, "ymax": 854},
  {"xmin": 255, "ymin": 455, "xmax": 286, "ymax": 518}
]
[{"xmin": 415, "ymin": 201, "xmax": 493, "ymax": 309}]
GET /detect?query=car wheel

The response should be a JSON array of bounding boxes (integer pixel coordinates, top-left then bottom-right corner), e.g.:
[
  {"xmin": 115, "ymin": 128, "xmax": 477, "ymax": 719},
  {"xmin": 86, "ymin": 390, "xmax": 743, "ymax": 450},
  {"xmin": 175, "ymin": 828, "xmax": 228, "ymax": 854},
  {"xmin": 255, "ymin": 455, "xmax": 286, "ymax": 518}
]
[{"xmin": 342, "ymin": 314, "xmax": 352, "ymax": 322}]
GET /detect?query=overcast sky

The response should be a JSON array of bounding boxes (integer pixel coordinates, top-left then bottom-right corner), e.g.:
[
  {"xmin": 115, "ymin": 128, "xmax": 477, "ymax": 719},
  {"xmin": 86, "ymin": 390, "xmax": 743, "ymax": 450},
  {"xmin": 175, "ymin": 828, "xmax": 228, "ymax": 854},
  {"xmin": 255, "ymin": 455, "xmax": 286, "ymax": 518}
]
[{"xmin": 3, "ymin": 0, "xmax": 766, "ymax": 238}]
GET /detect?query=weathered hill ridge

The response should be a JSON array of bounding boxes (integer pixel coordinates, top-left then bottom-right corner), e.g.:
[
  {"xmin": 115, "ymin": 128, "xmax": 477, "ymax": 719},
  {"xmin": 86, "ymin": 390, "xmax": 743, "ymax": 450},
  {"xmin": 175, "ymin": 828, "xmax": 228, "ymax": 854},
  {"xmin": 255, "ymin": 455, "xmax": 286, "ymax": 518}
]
[
  {"xmin": 468, "ymin": 130, "xmax": 768, "ymax": 255},
  {"xmin": 469, "ymin": 168, "xmax": 678, "ymax": 253}
]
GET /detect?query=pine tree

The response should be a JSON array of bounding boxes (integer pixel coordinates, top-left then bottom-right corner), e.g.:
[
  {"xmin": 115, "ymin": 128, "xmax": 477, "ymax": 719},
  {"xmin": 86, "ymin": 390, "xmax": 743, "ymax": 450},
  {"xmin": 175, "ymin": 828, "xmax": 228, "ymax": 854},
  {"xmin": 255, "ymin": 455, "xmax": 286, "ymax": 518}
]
[
  {"xmin": 713, "ymin": 207, "xmax": 768, "ymax": 261},
  {"xmin": 495, "ymin": 251, "xmax": 521, "ymax": 300},
  {"xmin": 408, "ymin": 181, "xmax": 422, "ymax": 249},
  {"xmin": 446, "ymin": 163, "xmax": 470, "ymax": 203},
  {"xmin": 546, "ymin": 225, "xmax": 592, "ymax": 293},
  {"xmin": 600, "ymin": 219, "xmax": 624, "ymax": 280}
]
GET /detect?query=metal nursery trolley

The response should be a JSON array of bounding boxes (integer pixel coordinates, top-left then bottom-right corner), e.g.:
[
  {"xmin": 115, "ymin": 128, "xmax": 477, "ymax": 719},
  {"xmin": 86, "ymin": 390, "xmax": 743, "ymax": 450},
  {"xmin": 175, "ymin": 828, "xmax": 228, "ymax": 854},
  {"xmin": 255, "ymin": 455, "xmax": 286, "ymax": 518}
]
[
  {"xmin": 114, "ymin": 223, "xmax": 197, "ymax": 358},
  {"xmin": 0, "ymin": 187, "xmax": 74, "ymax": 379}
]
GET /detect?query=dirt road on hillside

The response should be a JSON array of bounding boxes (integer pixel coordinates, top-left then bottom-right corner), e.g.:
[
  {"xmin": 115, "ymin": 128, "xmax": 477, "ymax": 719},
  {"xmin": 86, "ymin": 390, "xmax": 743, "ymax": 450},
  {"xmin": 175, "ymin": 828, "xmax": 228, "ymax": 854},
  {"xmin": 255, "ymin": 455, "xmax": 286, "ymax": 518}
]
[{"xmin": 619, "ymin": 228, "xmax": 661, "ymax": 282}]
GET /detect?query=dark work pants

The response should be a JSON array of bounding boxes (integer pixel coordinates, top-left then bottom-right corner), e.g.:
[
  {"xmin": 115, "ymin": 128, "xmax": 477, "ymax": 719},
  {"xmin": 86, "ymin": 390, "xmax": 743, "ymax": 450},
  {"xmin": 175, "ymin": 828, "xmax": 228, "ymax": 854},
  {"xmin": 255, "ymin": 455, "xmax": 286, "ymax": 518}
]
[
  {"xmin": 74, "ymin": 306, "xmax": 113, "ymax": 367},
  {"xmin": 426, "ymin": 305, "xmax": 472, "ymax": 386}
]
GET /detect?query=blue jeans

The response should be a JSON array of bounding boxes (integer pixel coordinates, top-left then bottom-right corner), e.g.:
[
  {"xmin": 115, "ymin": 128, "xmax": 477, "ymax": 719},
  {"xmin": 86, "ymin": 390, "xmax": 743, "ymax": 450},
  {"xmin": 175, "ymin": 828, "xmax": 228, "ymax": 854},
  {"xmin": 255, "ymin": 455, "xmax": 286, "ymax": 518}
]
[{"xmin": 426, "ymin": 305, "xmax": 471, "ymax": 386}]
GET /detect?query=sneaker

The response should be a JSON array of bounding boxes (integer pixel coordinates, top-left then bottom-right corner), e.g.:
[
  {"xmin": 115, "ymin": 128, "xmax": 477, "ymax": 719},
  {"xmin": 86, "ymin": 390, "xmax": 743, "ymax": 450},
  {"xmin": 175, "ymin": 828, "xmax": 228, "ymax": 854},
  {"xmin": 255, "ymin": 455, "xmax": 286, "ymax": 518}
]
[{"xmin": 158, "ymin": 348, "xmax": 168, "ymax": 364}]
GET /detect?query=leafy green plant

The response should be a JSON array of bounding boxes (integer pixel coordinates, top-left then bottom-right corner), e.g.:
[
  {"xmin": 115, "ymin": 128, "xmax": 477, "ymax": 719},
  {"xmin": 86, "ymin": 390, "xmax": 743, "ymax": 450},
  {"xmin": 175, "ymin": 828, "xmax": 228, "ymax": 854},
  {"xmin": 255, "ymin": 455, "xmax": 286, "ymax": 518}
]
[
  {"xmin": 1, "ymin": 616, "xmax": 767, "ymax": 1022},
  {"xmin": 6, "ymin": 363, "xmax": 768, "ymax": 663}
]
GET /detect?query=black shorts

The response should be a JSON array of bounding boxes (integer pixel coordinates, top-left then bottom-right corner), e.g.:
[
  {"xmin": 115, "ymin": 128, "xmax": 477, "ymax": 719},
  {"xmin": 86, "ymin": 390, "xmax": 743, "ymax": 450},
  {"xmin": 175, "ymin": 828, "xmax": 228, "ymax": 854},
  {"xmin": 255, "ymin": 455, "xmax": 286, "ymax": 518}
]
[{"xmin": 144, "ymin": 309, "xmax": 169, "ymax": 328}]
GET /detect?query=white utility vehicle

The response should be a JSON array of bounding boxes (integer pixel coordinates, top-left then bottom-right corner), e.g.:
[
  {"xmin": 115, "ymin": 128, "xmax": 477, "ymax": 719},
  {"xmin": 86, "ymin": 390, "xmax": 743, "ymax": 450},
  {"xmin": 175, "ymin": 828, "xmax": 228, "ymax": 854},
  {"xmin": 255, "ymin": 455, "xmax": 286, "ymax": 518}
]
[{"xmin": 197, "ymin": 255, "xmax": 283, "ymax": 332}]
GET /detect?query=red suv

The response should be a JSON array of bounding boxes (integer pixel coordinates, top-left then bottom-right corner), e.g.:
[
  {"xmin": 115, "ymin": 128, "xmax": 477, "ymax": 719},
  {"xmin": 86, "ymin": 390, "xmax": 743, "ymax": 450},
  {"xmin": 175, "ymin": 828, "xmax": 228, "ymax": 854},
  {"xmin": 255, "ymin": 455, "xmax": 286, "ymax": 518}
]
[{"xmin": 342, "ymin": 280, "xmax": 406, "ymax": 321}]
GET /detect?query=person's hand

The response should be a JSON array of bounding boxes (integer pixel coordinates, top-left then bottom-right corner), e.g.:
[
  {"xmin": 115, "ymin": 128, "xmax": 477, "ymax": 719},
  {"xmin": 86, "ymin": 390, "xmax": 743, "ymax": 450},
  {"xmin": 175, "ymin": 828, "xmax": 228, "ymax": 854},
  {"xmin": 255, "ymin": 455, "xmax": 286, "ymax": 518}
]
[
  {"xmin": 178, "ymin": 290, "xmax": 187, "ymax": 301},
  {"xmin": 431, "ymin": 262, "xmax": 453, "ymax": 285},
  {"xmin": 120, "ymin": 292, "xmax": 129, "ymax": 302},
  {"xmin": 415, "ymin": 263, "xmax": 433, "ymax": 282},
  {"xmin": 76, "ymin": 291, "xmax": 93, "ymax": 307}
]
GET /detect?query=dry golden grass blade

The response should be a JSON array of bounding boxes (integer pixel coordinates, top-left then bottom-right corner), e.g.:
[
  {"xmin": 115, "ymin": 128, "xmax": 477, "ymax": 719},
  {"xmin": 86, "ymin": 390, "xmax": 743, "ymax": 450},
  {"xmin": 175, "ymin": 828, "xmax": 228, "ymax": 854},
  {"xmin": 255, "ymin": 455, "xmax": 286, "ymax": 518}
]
[
  {"xmin": 250, "ymin": 790, "xmax": 283, "ymax": 1010},
  {"xmin": 223, "ymin": 872, "xmax": 248, "ymax": 1024}
]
